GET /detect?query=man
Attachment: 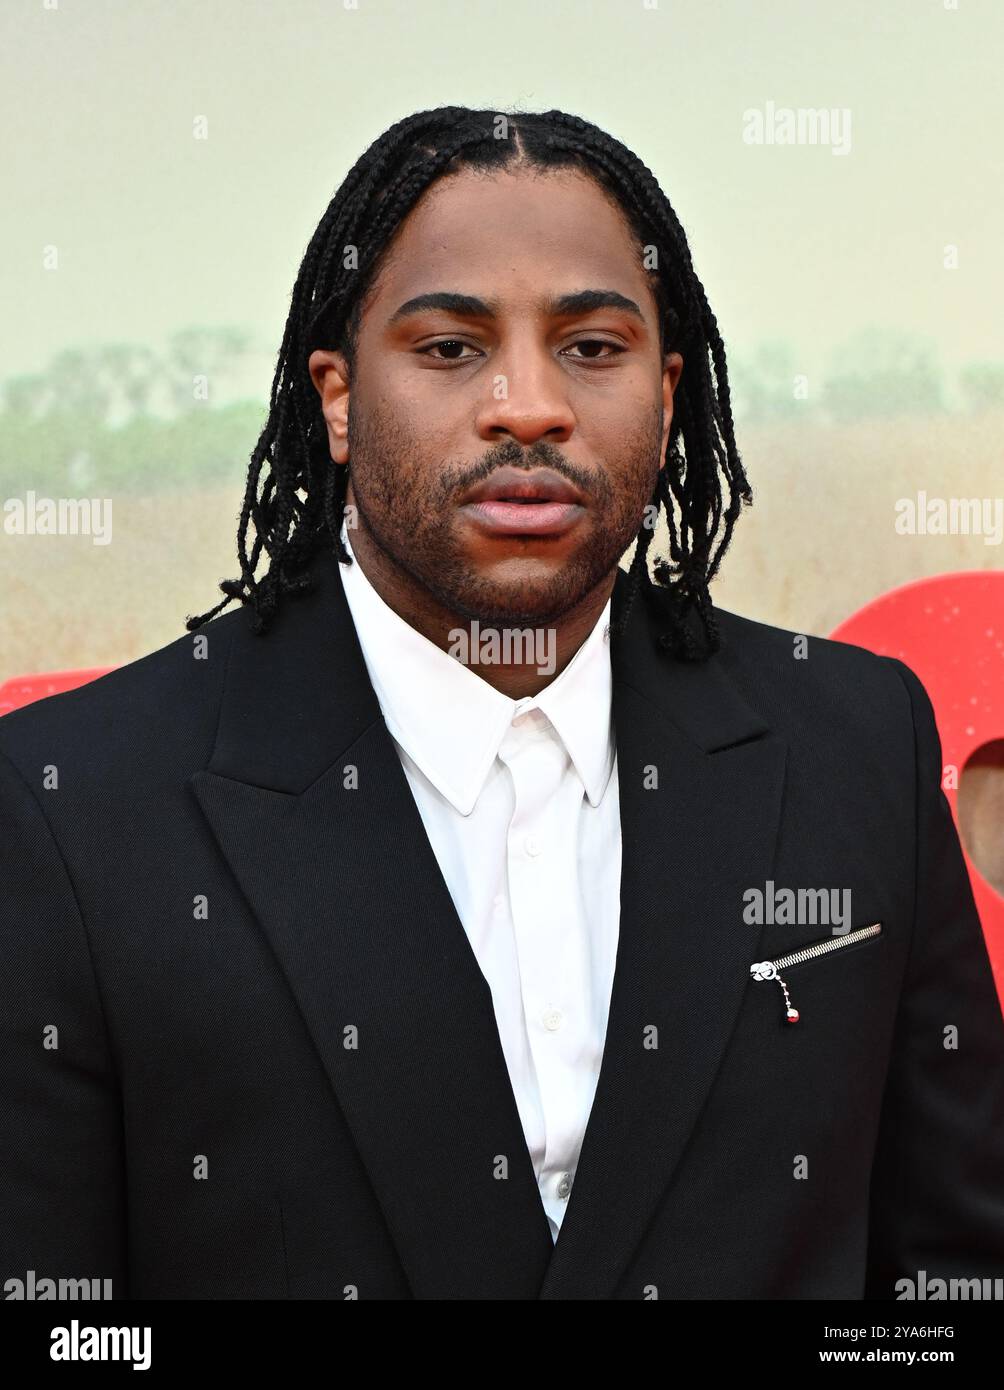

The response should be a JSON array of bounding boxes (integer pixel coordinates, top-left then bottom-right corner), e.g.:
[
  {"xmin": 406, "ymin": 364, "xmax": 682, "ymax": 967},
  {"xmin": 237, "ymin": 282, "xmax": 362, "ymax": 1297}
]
[{"xmin": 3, "ymin": 107, "xmax": 1003, "ymax": 1301}]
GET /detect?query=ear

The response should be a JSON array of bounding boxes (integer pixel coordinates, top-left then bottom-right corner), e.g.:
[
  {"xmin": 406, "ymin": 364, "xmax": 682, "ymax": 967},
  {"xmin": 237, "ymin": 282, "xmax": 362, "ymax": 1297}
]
[
  {"xmin": 658, "ymin": 352, "xmax": 684, "ymax": 471},
  {"xmin": 307, "ymin": 349, "xmax": 351, "ymax": 464}
]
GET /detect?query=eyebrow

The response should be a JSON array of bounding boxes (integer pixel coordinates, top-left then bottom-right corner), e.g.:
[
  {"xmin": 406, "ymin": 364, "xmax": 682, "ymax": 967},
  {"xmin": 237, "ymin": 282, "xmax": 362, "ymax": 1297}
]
[{"xmin": 386, "ymin": 288, "xmax": 647, "ymax": 327}]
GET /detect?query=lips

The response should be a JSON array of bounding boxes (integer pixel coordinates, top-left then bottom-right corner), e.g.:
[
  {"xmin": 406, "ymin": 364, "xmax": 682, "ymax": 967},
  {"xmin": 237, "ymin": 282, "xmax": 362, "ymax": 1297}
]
[
  {"xmin": 458, "ymin": 468, "xmax": 586, "ymax": 538},
  {"xmin": 460, "ymin": 467, "xmax": 584, "ymax": 507},
  {"xmin": 461, "ymin": 499, "xmax": 585, "ymax": 537}
]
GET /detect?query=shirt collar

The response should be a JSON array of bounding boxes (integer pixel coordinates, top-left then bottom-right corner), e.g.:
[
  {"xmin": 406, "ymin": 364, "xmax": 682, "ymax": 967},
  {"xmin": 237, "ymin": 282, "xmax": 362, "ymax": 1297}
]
[{"xmin": 336, "ymin": 520, "xmax": 615, "ymax": 815}]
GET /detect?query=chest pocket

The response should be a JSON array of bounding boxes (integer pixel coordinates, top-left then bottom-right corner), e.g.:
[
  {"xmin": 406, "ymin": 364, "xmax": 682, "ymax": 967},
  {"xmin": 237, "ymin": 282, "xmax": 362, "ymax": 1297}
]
[{"xmin": 750, "ymin": 921, "xmax": 883, "ymax": 1023}]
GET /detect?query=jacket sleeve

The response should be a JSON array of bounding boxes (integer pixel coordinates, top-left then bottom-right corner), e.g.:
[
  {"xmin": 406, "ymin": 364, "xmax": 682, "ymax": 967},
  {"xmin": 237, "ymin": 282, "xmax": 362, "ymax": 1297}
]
[
  {"xmin": 864, "ymin": 656, "xmax": 1004, "ymax": 1298},
  {"xmin": 0, "ymin": 744, "xmax": 128, "ymax": 1297}
]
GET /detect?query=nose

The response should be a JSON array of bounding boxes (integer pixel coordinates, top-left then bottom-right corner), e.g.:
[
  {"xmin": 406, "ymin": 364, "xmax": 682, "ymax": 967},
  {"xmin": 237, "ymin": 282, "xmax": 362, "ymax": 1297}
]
[{"xmin": 474, "ymin": 340, "xmax": 577, "ymax": 447}]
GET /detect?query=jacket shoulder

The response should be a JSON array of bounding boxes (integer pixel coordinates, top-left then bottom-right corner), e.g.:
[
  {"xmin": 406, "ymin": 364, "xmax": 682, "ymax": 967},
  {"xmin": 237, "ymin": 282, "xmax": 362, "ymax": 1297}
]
[
  {"xmin": 710, "ymin": 604, "xmax": 922, "ymax": 740},
  {"xmin": 0, "ymin": 604, "xmax": 246, "ymax": 787}
]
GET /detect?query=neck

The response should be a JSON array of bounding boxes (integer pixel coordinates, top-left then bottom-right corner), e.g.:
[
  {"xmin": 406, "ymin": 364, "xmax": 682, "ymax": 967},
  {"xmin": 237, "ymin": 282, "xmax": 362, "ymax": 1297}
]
[{"xmin": 343, "ymin": 522, "xmax": 615, "ymax": 700}]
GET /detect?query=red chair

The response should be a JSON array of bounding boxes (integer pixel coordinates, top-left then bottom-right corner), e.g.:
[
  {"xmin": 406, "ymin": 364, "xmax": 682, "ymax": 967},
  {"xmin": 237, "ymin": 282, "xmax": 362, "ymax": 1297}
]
[
  {"xmin": 830, "ymin": 571, "xmax": 1004, "ymax": 1007},
  {"xmin": 0, "ymin": 668, "xmax": 117, "ymax": 717}
]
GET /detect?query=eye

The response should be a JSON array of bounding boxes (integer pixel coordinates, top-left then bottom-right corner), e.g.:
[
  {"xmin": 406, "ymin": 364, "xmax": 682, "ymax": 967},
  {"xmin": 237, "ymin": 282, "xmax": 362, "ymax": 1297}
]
[
  {"xmin": 418, "ymin": 339, "xmax": 482, "ymax": 362},
  {"xmin": 416, "ymin": 336, "xmax": 627, "ymax": 365},
  {"xmin": 562, "ymin": 339, "xmax": 627, "ymax": 361}
]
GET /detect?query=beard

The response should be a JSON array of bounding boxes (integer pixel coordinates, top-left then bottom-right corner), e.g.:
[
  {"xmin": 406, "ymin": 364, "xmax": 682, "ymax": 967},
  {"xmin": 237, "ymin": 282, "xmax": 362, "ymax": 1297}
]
[{"xmin": 343, "ymin": 393, "xmax": 664, "ymax": 628}]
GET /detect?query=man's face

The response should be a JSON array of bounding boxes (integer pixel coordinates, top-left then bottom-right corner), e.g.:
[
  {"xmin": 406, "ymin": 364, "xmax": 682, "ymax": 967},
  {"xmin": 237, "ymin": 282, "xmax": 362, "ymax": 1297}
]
[{"xmin": 309, "ymin": 165, "xmax": 682, "ymax": 627}]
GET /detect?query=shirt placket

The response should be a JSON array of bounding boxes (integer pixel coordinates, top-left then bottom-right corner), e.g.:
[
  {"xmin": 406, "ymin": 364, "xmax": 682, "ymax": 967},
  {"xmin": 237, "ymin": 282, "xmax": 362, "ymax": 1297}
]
[{"xmin": 498, "ymin": 709, "xmax": 589, "ymax": 1234}]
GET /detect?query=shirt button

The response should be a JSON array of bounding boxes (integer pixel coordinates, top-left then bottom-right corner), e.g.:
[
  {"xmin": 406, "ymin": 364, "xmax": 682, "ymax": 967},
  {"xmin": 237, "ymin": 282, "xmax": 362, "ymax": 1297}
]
[
  {"xmin": 524, "ymin": 834, "xmax": 541, "ymax": 857},
  {"xmin": 542, "ymin": 1008, "xmax": 563, "ymax": 1031},
  {"xmin": 557, "ymin": 1172, "xmax": 573, "ymax": 1200},
  {"xmin": 512, "ymin": 698, "xmax": 534, "ymax": 725}
]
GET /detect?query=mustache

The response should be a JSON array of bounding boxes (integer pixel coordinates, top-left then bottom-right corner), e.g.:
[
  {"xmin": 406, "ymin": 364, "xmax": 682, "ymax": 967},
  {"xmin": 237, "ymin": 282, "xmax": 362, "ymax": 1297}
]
[{"xmin": 450, "ymin": 443, "xmax": 592, "ymax": 498}]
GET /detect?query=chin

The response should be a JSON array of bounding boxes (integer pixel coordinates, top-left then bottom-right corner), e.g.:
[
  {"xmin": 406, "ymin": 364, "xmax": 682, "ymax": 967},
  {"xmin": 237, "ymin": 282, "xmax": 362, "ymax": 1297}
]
[{"xmin": 454, "ymin": 585, "xmax": 584, "ymax": 631}]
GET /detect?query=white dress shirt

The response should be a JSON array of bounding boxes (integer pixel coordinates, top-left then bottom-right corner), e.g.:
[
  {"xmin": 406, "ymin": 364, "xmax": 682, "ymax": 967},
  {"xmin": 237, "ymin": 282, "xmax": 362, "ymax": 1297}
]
[{"xmin": 336, "ymin": 522, "xmax": 622, "ymax": 1241}]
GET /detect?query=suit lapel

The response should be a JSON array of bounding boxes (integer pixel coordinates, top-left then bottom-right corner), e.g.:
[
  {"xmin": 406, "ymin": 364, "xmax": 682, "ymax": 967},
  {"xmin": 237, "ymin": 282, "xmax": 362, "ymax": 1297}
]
[
  {"xmin": 190, "ymin": 549, "xmax": 787, "ymax": 1300},
  {"xmin": 538, "ymin": 584, "xmax": 788, "ymax": 1298},
  {"xmin": 190, "ymin": 551, "xmax": 554, "ymax": 1298}
]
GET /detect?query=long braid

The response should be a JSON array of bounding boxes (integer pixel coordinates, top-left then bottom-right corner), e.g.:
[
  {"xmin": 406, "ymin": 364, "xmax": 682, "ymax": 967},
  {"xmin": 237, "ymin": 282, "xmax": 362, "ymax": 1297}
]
[{"xmin": 187, "ymin": 106, "xmax": 752, "ymax": 661}]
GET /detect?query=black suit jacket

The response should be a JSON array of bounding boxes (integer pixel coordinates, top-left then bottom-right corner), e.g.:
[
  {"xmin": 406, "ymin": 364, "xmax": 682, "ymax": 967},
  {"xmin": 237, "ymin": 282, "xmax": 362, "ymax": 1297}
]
[{"xmin": 3, "ymin": 553, "xmax": 1004, "ymax": 1300}]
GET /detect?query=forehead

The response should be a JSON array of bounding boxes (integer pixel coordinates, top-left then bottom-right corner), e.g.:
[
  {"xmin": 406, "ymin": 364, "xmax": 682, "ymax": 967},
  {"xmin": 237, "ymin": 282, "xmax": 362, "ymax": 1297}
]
[{"xmin": 364, "ymin": 166, "xmax": 650, "ymax": 313}]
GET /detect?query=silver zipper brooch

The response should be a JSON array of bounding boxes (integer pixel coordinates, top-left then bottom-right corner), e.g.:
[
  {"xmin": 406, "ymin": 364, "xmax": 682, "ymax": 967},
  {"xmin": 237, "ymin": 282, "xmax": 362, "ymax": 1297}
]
[{"xmin": 750, "ymin": 922, "xmax": 883, "ymax": 1024}]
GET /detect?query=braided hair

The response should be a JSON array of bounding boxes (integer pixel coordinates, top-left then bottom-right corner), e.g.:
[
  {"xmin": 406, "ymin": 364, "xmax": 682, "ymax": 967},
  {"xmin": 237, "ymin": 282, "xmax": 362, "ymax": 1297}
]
[{"xmin": 186, "ymin": 106, "xmax": 752, "ymax": 660}]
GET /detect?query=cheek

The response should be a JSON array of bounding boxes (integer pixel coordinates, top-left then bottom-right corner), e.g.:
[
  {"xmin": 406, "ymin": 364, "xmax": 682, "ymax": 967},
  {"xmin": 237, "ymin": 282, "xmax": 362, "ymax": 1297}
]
[
  {"xmin": 614, "ymin": 409, "xmax": 667, "ymax": 484},
  {"xmin": 600, "ymin": 384, "xmax": 664, "ymax": 438},
  {"xmin": 351, "ymin": 398, "xmax": 423, "ymax": 480},
  {"xmin": 574, "ymin": 382, "xmax": 660, "ymax": 445}
]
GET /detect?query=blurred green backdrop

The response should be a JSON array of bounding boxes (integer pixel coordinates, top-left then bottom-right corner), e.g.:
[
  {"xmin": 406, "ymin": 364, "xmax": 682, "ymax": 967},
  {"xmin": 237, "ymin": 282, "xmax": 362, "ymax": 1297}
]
[{"xmin": 2, "ymin": 0, "xmax": 1002, "ymax": 673}]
